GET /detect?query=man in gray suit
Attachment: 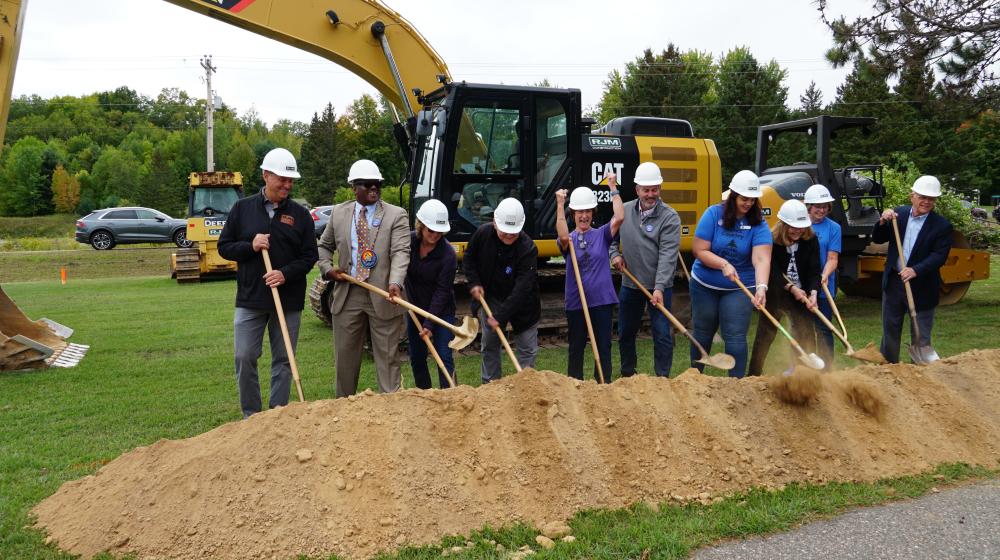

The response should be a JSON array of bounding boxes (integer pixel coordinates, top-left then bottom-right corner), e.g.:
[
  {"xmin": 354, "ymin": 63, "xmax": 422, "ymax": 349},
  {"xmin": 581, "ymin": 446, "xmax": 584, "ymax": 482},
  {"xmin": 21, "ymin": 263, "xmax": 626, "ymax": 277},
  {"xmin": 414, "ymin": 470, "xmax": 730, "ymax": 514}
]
[{"xmin": 317, "ymin": 159, "xmax": 410, "ymax": 396}]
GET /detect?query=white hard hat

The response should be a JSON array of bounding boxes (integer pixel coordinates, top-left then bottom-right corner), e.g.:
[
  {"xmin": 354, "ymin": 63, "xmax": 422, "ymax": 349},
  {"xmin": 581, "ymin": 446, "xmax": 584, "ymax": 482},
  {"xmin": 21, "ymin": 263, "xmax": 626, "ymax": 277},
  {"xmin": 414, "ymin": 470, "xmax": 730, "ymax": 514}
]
[
  {"xmin": 260, "ymin": 148, "xmax": 301, "ymax": 179},
  {"xmin": 568, "ymin": 186, "xmax": 598, "ymax": 210},
  {"xmin": 633, "ymin": 162, "xmax": 663, "ymax": 186},
  {"xmin": 729, "ymin": 170, "xmax": 762, "ymax": 198},
  {"xmin": 777, "ymin": 199, "xmax": 811, "ymax": 227},
  {"xmin": 347, "ymin": 159, "xmax": 384, "ymax": 183},
  {"xmin": 912, "ymin": 175, "xmax": 942, "ymax": 197},
  {"xmin": 416, "ymin": 199, "xmax": 451, "ymax": 233},
  {"xmin": 493, "ymin": 197, "xmax": 526, "ymax": 234},
  {"xmin": 803, "ymin": 184, "xmax": 835, "ymax": 204}
]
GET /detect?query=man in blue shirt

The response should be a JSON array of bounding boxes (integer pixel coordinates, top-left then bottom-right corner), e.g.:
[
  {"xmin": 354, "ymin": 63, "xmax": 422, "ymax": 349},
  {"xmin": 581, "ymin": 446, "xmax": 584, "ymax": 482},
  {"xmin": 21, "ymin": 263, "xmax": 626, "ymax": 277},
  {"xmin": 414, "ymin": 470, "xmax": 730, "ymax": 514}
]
[{"xmin": 871, "ymin": 176, "xmax": 953, "ymax": 363}]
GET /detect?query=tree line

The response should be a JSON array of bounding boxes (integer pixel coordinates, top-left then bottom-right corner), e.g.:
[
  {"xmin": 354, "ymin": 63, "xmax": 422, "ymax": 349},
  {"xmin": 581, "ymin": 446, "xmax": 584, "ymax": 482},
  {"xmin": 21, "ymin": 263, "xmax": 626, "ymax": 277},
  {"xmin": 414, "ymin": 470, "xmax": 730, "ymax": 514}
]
[{"xmin": 2, "ymin": 0, "xmax": 998, "ymax": 218}]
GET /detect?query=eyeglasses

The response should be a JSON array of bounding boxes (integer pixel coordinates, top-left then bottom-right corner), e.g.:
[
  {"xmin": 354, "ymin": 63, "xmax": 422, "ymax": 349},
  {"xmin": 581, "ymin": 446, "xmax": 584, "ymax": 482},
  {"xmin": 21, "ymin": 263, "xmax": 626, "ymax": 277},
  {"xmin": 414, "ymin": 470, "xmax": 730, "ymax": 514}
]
[{"xmin": 352, "ymin": 181, "xmax": 382, "ymax": 190}]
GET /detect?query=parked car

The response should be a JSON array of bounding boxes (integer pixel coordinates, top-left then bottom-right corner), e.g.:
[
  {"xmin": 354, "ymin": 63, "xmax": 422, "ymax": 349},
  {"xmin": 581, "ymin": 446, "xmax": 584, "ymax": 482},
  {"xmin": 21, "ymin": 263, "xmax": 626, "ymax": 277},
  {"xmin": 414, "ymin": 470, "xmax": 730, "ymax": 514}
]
[
  {"xmin": 311, "ymin": 205, "xmax": 333, "ymax": 238},
  {"xmin": 75, "ymin": 207, "xmax": 192, "ymax": 250}
]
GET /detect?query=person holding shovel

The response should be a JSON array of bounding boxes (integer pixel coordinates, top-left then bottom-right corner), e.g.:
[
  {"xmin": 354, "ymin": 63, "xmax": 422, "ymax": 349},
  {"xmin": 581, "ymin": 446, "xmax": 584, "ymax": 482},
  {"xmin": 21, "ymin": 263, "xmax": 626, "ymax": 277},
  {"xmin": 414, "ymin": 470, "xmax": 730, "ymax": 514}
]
[
  {"xmin": 463, "ymin": 197, "xmax": 541, "ymax": 383},
  {"xmin": 871, "ymin": 176, "xmax": 953, "ymax": 363},
  {"xmin": 689, "ymin": 170, "xmax": 772, "ymax": 378},
  {"xmin": 804, "ymin": 185, "xmax": 842, "ymax": 370},
  {"xmin": 748, "ymin": 200, "xmax": 821, "ymax": 376},
  {"xmin": 555, "ymin": 176, "xmax": 624, "ymax": 383},
  {"xmin": 218, "ymin": 148, "xmax": 318, "ymax": 418},
  {"xmin": 317, "ymin": 159, "xmax": 410, "ymax": 396},
  {"xmin": 404, "ymin": 199, "xmax": 458, "ymax": 389},
  {"xmin": 609, "ymin": 162, "xmax": 681, "ymax": 378}
]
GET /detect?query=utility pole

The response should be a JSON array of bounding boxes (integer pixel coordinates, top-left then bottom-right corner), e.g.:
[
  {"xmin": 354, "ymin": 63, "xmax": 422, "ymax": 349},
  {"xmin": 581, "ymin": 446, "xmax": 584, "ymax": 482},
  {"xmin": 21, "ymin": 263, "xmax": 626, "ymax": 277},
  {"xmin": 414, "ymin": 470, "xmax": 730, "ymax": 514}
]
[{"xmin": 200, "ymin": 55, "xmax": 217, "ymax": 172}]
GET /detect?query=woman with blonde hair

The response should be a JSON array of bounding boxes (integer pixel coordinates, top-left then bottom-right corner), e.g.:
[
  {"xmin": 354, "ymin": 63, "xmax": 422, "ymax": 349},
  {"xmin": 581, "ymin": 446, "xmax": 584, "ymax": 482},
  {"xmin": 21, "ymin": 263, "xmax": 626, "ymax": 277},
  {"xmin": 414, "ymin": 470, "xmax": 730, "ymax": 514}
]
[{"xmin": 748, "ymin": 199, "xmax": 822, "ymax": 376}]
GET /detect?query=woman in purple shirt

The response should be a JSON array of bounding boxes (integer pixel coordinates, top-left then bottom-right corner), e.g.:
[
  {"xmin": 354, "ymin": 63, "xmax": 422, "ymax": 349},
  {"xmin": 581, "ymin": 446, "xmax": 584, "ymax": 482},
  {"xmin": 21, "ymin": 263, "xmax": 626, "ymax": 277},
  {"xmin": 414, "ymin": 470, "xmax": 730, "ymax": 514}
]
[{"xmin": 555, "ymin": 174, "xmax": 624, "ymax": 383}]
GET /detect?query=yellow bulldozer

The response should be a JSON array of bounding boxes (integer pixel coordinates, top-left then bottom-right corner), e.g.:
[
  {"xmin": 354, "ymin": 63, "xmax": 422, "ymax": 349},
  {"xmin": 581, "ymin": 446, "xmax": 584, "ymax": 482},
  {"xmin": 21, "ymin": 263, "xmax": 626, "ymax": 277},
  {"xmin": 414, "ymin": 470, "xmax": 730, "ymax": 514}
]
[{"xmin": 170, "ymin": 171, "xmax": 243, "ymax": 283}]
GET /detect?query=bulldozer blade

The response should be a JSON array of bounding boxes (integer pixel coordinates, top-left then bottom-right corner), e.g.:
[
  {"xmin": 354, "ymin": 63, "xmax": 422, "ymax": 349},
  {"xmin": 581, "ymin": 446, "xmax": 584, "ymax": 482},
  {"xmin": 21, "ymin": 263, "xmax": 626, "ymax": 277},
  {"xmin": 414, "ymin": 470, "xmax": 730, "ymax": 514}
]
[
  {"xmin": 1, "ymin": 285, "xmax": 86, "ymax": 371},
  {"xmin": 447, "ymin": 315, "xmax": 479, "ymax": 351}
]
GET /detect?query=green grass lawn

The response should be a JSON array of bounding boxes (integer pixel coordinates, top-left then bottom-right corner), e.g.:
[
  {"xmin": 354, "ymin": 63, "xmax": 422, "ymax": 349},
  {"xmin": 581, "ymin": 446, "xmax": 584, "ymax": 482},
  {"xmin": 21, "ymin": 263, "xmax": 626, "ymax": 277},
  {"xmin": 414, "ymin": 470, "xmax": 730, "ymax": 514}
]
[{"xmin": 1, "ymin": 258, "xmax": 997, "ymax": 559}]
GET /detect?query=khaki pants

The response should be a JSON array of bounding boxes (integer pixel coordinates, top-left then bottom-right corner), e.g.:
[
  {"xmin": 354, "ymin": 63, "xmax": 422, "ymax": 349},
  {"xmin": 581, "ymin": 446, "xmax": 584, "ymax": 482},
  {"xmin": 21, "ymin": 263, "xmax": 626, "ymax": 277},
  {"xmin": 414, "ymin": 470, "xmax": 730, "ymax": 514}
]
[{"xmin": 333, "ymin": 284, "xmax": 403, "ymax": 397}]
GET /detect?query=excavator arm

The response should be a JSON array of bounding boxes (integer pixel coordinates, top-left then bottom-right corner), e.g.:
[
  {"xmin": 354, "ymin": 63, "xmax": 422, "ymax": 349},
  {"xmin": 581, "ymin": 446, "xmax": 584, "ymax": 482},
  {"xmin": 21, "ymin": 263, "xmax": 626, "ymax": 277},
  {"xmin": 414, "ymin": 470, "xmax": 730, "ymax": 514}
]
[{"xmin": 0, "ymin": 0, "xmax": 451, "ymax": 148}]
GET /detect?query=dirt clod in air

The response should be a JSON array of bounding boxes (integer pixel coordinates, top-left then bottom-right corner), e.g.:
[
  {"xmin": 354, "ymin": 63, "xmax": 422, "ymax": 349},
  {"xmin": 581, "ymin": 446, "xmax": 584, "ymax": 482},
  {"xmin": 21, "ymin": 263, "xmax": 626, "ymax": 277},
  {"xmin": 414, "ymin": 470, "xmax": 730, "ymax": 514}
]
[
  {"xmin": 833, "ymin": 373, "xmax": 887, "ymax": 419},
  {"xmin": 32, "ymin": 350, "xmax": 1000, "ymax": 560},
  {"xmin": 849, "ymin": 342, "xmax": 887, "ymax": 364},
  {"xmin": 768, "ymin": 367, "xmax": 823, "ymax": 405}
]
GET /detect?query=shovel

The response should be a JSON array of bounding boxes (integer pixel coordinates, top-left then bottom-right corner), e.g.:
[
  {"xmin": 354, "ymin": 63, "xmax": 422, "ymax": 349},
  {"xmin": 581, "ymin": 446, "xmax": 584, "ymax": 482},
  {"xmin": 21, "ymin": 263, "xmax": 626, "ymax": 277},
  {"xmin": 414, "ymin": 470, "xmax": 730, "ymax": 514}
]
[
  {"xmin": 783, "ymin": 275, "xmax": 885, "ymax": 364},
  {"xmin": 406, "ymin": 309, "xmax": 456, "ymax": 388},
  {"xmin": 821, "ymin": 282, "xmax": 848, "ymax": 339},
  {"xmin": 890, "ymin": 217, "xmax": 940, "ymax": 364},
  {"xmin": 261, "ymin": 249, "xmax": 305, "ymax": 402},
  {"xmin": 341, "ymin": 275, "xmax": 478, "ymax": 350},
  {"xmin": 620, "ymin": 266, "xmax": 735, "ymax": 371},
  {"xmin": 733, "ymin": 277, "xmax": 825, "ymax": 370},
  {"xmin": 476, "ymin": 295, "xmax": 523, "ymax": 373},
  {"xmin": 567, "ymin": 240, "xmax": 605, "ymax": 383}
]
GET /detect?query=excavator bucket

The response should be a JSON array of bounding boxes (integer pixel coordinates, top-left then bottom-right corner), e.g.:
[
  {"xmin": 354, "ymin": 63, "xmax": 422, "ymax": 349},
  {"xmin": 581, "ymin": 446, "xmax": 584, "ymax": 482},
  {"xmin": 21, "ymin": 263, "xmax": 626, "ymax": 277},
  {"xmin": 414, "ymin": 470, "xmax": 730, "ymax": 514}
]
[{"xmin": 0, "ymin": 286, "xmax": 88, "ymax": 371}]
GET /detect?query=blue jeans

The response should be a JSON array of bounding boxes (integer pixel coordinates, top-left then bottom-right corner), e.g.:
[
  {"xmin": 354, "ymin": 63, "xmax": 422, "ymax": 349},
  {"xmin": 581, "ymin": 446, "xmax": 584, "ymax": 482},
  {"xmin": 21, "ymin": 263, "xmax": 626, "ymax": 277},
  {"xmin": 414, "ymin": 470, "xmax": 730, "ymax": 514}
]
[
  {"xmin": 689, "ymin": 280, "xmax": 754, "ymax": 378},
  {"xmin": 618, "ymin": 286, "xmax": 674, "ymax": 377},
  {"xmin": 813, "ymin": 297, "xmax": 835, "ymax": 370},
  {"xmin": 406, "ymin": 313, "xmax": 456, "ymax": 389},
  {"xmin": 567, "ymin": 304, "xmax": 614, "ymax": 383}
]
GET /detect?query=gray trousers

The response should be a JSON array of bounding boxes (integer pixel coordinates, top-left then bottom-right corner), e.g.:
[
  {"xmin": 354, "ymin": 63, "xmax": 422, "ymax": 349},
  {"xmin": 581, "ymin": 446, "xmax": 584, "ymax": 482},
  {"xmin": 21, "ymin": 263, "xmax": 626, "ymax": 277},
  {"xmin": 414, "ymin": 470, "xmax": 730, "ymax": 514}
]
[
  {"xmin": 333, "ymin": 284, "xmax": 403, "ymax": 397},
  {"xmin": 234, "ymin": 306, "xmax": 300, "ymax": 418},
  {"xmin": 881, "ymin": 275, "xmax": 936, "ymax": 364},
  {"xmin": 479, "ymin": 305, "xmax": 538, "ymax": 383}
]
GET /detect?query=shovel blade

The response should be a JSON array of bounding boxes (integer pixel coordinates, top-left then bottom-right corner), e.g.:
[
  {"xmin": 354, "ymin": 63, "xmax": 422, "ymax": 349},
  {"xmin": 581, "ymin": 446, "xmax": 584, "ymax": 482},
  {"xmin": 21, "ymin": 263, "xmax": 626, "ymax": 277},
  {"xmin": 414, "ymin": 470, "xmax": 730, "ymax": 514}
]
[
  {"xmin": 697, "ymin": 353, "xmax": 735, "ymax": 371},
  {"xmin": 908, "ymin": 344, "xmax": 939, "ymax": 365},
  {"xmin": 797, "ymin": 352, "xmax": 825, "ymax": 370},
  {"xmin": 447, "ymin": 316, "xmax": 480, "ymax": 351}
]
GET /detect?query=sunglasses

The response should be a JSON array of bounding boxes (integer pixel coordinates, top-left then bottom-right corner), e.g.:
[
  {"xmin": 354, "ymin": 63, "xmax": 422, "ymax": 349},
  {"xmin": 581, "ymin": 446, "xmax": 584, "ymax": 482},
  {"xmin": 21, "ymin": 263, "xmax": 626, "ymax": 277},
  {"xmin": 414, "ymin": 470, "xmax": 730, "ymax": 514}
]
[{"xmin": 352, "ymin": 181, "xmax": 382, "ymax": 190}]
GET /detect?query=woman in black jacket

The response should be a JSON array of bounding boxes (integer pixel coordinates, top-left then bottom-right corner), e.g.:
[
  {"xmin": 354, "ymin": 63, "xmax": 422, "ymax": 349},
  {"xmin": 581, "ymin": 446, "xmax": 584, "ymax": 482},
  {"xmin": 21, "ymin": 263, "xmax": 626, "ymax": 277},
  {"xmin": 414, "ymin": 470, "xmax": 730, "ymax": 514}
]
[
  {"xmin": 748, "ymin": 200, "xmax": 821, "ymax": 376},
  {"xmin": 405, "ymin": 200, "xmax": 458, "ymax": 389}
]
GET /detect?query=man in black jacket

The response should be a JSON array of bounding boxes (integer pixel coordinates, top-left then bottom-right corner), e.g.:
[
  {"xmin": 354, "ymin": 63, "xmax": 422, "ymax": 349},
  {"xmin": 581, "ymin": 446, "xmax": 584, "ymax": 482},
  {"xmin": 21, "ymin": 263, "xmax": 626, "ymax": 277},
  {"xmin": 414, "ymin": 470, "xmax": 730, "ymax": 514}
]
[
  {"xmin": 218, "ymin": 148, "xmax": 318, "ymax": 418},
  {"xmin": 872, "ymin": 175, "xmax": 952, "ymax": 363},
  {"xmin": 463, "ymin": 197, "xmax": 540, "ymax": 383}
]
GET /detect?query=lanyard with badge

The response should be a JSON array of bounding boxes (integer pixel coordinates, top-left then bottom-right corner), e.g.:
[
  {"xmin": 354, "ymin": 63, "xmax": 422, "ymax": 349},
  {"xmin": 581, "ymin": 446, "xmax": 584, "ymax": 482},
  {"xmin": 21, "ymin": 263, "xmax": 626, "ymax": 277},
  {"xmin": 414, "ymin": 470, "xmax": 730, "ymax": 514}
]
[{"xmin": 354, "ymin": 201, "xmax": 385, "ymax": 271}]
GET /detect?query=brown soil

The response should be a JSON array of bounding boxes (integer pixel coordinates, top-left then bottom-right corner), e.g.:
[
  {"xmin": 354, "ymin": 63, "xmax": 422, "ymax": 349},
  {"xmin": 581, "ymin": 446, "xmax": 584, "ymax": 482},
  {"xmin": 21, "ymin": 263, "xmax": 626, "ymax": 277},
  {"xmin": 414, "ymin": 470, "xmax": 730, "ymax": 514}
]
[{"xmin": 33, "ymin": 349, "xmax": 1000, "ymax": 560}]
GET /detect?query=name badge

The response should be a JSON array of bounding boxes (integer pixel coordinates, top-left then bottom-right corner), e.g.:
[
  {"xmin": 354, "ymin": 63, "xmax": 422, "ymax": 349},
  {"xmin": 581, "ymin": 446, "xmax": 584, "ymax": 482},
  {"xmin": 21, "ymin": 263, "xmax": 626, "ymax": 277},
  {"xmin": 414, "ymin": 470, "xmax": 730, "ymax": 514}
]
[{"xmin": 359, "ymin": 249, "xmax": 378, "ymax": 269}]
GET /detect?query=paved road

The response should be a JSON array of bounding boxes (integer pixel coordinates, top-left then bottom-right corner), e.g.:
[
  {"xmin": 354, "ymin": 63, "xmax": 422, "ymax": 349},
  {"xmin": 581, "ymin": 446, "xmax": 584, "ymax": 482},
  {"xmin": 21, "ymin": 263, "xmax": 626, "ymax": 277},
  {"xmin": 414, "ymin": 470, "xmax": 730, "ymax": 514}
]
[{"xmin": 694, "ymin": 479, "xmax": 1000, "ymax": 560}]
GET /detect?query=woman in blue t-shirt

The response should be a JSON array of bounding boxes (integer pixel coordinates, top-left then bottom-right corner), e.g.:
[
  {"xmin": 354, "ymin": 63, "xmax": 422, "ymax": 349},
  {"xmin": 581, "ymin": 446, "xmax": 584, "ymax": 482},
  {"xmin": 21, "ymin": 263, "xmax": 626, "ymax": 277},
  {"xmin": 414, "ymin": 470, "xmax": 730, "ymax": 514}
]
[
  {"xmin": 690, "ymin": 170, "xmax": 772, "ymax": 378},
  {"xmin": 803, "ymin": 184, "xmax": 842, "ymax": 370}
]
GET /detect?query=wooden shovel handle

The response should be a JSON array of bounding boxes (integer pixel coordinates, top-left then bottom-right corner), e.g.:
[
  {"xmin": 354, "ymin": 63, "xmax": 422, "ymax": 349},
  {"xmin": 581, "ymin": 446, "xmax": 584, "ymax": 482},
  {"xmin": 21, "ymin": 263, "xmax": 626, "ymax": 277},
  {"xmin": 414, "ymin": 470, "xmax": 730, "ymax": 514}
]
[
  {"xmin": 342, "ymin": 274, "xmax": 461, "ymax": 336},
  {"xmin": 477, "ymin": 296, "xmax": 523, "ymax": 373},
  {"xmin": 889, "ymin": 217, "xmax": 922, "ymax": 341},
  {"xmin": 407, "ymin": 310, "xmax": 455, "ymax": 388},
  {"xmin": 733, "ymin": 276, "xmax": 811, "ymax": 359},
  {"xmin": 619, "ymin": 266, "xmax": 711, "ymax": 357},
  {"xmin": 262, "ymin": 249, "xmax": 304, "ymax": 402}
]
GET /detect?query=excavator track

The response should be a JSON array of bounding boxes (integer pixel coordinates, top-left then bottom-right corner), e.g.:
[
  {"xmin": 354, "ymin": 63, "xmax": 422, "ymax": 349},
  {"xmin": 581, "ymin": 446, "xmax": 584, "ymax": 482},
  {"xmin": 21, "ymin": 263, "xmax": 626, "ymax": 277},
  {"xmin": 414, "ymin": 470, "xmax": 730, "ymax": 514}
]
[{"xmin": 174, "ymin": 247, "xmax": 202, "ymax": 284}]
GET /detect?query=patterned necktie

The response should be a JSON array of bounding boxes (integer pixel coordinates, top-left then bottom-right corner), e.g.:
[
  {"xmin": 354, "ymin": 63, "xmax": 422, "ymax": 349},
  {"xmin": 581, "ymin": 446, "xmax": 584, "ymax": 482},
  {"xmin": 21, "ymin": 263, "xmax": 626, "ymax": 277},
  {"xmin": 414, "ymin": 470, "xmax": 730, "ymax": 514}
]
[{"xmin": 356, "ymin": 206, "xmax": 371, "ymax": 281}]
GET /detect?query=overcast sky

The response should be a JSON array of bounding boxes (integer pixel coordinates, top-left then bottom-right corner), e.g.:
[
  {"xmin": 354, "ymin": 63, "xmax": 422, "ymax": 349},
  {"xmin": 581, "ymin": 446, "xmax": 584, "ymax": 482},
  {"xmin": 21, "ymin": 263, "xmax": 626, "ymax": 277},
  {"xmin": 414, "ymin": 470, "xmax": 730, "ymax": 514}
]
[{"xmin": 12, "ymin": 0, "xmax": 872, "ymax": 127}]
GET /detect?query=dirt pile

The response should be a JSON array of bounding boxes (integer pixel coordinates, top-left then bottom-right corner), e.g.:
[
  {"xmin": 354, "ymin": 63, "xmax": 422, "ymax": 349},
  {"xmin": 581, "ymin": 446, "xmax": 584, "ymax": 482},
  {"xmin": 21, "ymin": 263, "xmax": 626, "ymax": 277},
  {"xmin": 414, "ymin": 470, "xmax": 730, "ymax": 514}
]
[{"xmin": 33, "ymin": 349, "xmax": 1000, "ymax": 560}]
